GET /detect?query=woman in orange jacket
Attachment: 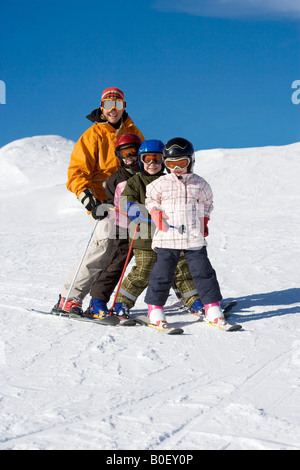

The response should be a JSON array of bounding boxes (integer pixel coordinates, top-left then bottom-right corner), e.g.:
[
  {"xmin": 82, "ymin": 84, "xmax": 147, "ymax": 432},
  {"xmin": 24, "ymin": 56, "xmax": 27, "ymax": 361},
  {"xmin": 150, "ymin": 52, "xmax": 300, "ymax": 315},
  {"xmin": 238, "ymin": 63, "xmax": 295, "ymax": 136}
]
[{"xmin": 52, "ymin": 87, "xmax": 145, "ymax": 315}]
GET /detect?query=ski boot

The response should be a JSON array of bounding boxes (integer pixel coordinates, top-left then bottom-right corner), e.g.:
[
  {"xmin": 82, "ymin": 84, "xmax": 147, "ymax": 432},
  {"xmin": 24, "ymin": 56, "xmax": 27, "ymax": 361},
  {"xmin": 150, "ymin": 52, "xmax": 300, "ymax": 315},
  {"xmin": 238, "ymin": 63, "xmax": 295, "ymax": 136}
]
[
  {"xmin": 148, "ymin": 305, "xmax": 168, "ymax": 329},
  {"xmin": 189, "ymin": 299, "xmax": 205, "ymax": 316},
  {"xmin": 52, "ymin": 295, "xmax": 83, "ymax": 317},
  {"xmin": 204, "ymin": 302, "xmax": 226, "ymax": 327},
  {"xmin": 86, "ymin": 299, "xmax": 109, "ymax": 320},
  {"xmin": 113, "ymin": 302, "xmax": 130, "ymax": 319}
]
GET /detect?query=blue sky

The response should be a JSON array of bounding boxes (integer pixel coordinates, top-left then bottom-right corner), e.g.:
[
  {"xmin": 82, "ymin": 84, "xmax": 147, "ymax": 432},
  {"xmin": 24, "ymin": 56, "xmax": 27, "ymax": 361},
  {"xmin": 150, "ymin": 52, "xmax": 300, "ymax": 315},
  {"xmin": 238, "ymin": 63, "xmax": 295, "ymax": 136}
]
[{"xmin": 0, "ymin": 0, "xmax": 299, "ymax": 150}]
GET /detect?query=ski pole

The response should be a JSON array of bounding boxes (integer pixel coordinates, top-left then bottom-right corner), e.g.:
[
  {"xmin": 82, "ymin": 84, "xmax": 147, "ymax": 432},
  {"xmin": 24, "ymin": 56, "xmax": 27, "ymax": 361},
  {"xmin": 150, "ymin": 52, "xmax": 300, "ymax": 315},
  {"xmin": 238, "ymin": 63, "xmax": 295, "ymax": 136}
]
[
  {"xmin": 110, "ymin": 223, "xmax": 139, "ymax": 313},
  {"xmin": 137, "ymin": 215, "xmax": 185, "ymax": 234},
  {"xmin": 109, "ymin": 207, "xmax": 185, "ymax": 234},
  {"xmin": 62, "ymin": 219, "xmax": 100, "ymax": 312}
]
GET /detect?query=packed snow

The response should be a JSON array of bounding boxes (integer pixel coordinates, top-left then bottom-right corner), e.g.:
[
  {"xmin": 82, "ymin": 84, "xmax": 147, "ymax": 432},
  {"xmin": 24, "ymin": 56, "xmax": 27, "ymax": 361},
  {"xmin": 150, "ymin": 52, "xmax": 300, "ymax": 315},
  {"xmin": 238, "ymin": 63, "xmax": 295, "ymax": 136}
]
[{"xmin": 0, "ymin": 135, "xmax": 299, "ymax": 450}]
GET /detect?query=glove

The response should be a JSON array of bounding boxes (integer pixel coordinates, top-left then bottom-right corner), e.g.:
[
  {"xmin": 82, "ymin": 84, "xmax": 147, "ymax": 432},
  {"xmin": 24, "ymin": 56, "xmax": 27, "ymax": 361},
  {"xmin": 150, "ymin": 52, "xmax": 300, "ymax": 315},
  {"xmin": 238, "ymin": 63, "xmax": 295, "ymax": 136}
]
[
  {"xmin": 78, "ymin": 189, "xmax": 101, "ymax": 212},
  {"xmin": 204, "ymin": 217, "xmax": 210, "ymax": 237},
  {"xmin": 150, "ymin": 207, "xmax": 169, "ymax": 232},
  {"xmin": 127, "ymin": 203, "xmax": 141, "ymax": 222},
  {"xmin": 91, "ymin": 203, "xmax": 109, "ymax": 220}
]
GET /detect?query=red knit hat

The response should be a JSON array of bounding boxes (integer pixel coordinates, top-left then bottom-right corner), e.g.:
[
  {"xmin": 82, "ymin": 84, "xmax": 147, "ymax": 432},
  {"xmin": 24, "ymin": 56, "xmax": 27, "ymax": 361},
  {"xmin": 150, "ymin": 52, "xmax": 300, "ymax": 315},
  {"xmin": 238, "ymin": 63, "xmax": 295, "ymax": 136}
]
[{"xmin": 101, "ymin": 87, "xmax": 125, "ymax": 101}]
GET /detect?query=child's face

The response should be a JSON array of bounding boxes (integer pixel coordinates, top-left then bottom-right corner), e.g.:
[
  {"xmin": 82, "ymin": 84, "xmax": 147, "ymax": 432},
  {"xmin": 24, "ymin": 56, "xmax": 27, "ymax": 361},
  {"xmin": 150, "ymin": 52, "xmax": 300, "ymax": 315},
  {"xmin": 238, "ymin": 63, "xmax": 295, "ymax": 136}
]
[
  {"xmin": 118, "ymin": 145, "xmax": 139, "ymax": 166},
  {"xmin": 170, "ymin": 167, "xmax": 188, "ymax": 177},
  {"xmin": 144, "ymin": 161, "xmax": 162, "ymax": 175},
  {"xmin": 122, "ymin": 154, "xmax": 138, "ymax": 165}
]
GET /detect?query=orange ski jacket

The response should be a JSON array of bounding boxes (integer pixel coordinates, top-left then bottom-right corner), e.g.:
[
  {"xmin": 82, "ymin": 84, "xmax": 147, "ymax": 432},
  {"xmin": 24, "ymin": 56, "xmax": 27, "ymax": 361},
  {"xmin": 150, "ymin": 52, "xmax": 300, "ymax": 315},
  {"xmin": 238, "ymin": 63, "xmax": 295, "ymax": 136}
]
[{"xmin": 66, "ymin": 111, "xmax": 144, "ymax": 203}]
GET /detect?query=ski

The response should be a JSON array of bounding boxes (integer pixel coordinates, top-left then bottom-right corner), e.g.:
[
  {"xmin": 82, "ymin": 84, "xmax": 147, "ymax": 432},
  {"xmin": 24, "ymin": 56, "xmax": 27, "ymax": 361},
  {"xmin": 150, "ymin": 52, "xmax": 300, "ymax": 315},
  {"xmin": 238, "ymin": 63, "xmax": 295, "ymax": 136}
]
[
  {"xmin": 190, "ymin": 301, "xmax": 241, "ymax": 331},
  {"xmin": 174, "ymin": 300, "xmax": 241, "ymax": 332},
  {"xmin": 83, "ymin": 311, "xmax": 136, "ymax": 326},
  {"xmin": 111, "ymin": 315, "xmax": 137, "ymax": 327},
  {"xmin": 28, "ymin": 308, "xmax": 120, "ymax": 326},
  {"xmin": 134, "ymin": 315, "xmax": 184, "ymax": 335},
  {"xmin": 108, "ymin": 310, "xmax": 137, "ymax": 326},
  {"xmin": 81, "ymin": 305, "xmax": 136, "ymax": 326},
  {"xmin": 202, "ymin": 319, "xmax": 242, "ymax": 332},
  {"xmin": 189, "ymin": 300, "xmax": 237, "ymax": 321}
]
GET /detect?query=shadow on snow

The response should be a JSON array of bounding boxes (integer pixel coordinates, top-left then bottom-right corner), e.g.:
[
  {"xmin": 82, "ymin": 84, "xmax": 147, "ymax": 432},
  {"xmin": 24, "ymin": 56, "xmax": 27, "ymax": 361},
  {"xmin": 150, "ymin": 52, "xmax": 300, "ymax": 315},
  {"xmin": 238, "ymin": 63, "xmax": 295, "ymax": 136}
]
[
  {"xmin": 225, "ymin": 288, "xmax": 300, "ymax": 323},
  {"xmin": 127, "ymin": 288, "xmax": 300, "ymax": 328}
]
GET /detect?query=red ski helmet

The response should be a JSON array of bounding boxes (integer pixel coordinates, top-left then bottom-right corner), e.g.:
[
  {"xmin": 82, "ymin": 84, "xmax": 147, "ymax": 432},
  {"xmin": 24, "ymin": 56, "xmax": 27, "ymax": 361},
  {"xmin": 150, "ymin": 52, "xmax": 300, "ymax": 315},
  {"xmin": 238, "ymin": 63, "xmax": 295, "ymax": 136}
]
[
  {"xmin": 115, "ymin": 133, "xmax": 143, "ymax": 172},
  {"xmin": 115, "ymin": 133, "xmax": 142, "ymax": 150}
]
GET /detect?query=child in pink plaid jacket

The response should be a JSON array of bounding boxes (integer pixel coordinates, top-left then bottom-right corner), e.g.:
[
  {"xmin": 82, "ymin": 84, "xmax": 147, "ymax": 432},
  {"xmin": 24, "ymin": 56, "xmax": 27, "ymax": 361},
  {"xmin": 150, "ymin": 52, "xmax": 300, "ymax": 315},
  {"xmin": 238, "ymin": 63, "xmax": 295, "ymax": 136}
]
[{"xmin": 144, "ymin": 137, "xmax": 224, "ymax": 330}]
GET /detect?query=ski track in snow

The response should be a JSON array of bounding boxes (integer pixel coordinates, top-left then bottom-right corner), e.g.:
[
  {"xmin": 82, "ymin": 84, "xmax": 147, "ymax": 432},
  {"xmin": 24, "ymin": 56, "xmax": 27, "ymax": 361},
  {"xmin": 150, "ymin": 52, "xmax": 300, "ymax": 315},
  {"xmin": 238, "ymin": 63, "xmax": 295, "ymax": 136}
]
[{"xmin": 0, "ymin": 136, "xmax": 300, "ymax": 450}]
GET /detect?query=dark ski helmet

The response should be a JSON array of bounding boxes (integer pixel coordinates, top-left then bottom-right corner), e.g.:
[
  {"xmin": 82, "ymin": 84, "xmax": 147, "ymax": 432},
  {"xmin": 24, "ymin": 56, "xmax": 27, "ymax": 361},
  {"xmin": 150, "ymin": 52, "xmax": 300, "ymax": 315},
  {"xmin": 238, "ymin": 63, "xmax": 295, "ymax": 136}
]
[
  {"xmin": 138, "ymin": 139, "xmax": 164, "ymax": 170},
  {"xmin": 115, "ymin": 133, "xmax": 143, "ymax": 172},
  {"xmin": 163, "ymin": 137, "xmax": 195, "ymax": 173}
]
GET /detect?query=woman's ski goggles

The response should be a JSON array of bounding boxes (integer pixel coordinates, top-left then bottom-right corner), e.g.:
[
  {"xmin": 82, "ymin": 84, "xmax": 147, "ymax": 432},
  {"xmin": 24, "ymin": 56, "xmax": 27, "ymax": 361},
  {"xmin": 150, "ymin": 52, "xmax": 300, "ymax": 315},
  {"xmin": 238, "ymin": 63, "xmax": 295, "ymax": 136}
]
[
  {"xmin": 119, "ymin": 146, "xmax": 139, "ymax": 159},
  {"xmin": 101, "ymin": 99, "xmax": 126, "ymax": 111},
  {"xmin": 140, "ymin": 154, "xmax": 163, "ymax": 165},
  {"xmin": 164, "ymin": 157, "xmax": 190, "ymax": 170}
]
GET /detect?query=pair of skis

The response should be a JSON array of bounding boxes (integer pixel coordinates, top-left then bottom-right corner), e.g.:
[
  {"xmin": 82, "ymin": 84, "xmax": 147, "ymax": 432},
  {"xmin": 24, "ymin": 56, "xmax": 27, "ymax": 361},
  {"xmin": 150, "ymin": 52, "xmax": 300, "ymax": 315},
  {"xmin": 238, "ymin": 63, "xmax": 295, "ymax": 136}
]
[
  {"xmin": 28, "ymin": 308, "xmax": 136, "ymax": 327},
  {"xmin": 29, "ymin": 300, "xmax": 241, "ymax": 334},
  {"xmin": 134, "ymin": 300, "xmax": 241, "ymax": 334}
]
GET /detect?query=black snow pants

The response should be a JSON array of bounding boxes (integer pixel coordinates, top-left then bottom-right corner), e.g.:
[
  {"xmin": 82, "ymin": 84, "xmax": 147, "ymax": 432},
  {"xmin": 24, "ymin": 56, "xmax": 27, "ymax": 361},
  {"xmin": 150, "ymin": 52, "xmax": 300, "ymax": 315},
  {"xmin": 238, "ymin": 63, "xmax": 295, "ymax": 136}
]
[
  {"xmin": 90, "ymin": 237, "xmax": 132, "ymax": 303},
  {"xmin": 145, "ymin": 247, "xmax": 222, "ymax": 307}
]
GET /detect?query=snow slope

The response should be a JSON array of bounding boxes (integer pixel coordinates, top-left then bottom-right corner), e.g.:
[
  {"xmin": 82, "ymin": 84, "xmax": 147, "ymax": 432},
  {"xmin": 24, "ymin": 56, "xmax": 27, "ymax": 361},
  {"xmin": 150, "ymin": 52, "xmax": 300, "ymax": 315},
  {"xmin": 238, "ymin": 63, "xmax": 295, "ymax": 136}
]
[{"xmin": 0, "ymin": 135, "xmax": 299, "ymax": 450}]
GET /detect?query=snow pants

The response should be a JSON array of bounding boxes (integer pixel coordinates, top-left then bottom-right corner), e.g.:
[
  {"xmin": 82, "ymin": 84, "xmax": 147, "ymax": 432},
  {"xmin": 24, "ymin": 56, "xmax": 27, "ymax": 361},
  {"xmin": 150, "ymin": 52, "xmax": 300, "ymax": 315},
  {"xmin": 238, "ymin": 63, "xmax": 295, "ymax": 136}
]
[
  {"xmin": 60, "ymin": 215, "xmax": 117, "ymax": 301},
  {"xmin": 115, "ymin": 248, "xmax": 200, "ymax": 309},
  {"xmin": 145, "ymin": 247, "xmax": 222, "ymax": 307},
  {"xmin": 90, "ymin": 237, "xmax": 132, "ymax": 302}
]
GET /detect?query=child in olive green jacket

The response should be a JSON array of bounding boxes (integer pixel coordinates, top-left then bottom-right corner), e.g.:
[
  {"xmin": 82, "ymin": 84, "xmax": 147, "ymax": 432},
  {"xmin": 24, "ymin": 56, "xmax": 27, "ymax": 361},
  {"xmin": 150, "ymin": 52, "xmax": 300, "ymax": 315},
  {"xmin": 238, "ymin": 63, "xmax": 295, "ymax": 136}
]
[{"xmin": 114, "ymin": 140, "xmax": 202, "ymax": 317}]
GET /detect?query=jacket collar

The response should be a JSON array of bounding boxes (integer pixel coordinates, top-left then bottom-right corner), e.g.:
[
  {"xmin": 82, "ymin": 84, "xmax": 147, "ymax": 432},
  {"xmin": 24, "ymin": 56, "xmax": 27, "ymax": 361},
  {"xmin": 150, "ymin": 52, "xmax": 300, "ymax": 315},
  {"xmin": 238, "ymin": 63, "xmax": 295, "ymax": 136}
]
[
  {"xmin": 168, "ymin": 172, "xmax": 192, "ymax": 182},
  {"xmin": 86, "ymin": 108, "xmax": 129, "ymax": 125},
  {"xmin": 142, "ymin": 170, "xmax": 165, "ymax": 177}
]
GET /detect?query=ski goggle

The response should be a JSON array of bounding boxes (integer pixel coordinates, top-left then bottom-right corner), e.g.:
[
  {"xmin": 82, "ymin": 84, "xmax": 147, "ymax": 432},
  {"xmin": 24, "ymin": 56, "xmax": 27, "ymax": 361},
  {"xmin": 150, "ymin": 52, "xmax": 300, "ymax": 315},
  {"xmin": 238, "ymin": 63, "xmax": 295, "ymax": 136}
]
[
  {"xmin": 164, "ymin": 157, "xmax": 190, "ymax": 170},
  {"xmin": 119, "ymin": 146, "xmax": 139, "ymax": 158},
  {"xmin": 140, "ymin": 154, "xmax": 163, "ymax": 165},
  {"xmin": 101, "ymin": 99, "xmax": 126, "ymax": 111}
]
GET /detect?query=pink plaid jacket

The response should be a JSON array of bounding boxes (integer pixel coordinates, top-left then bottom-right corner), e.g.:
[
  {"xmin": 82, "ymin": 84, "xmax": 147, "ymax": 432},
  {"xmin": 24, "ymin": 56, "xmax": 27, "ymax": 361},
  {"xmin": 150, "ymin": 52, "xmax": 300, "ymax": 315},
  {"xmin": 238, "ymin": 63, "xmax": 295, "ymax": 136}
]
[{"xmin": 145, "ymin": 172, "xmax": 214, "ymax": 250}]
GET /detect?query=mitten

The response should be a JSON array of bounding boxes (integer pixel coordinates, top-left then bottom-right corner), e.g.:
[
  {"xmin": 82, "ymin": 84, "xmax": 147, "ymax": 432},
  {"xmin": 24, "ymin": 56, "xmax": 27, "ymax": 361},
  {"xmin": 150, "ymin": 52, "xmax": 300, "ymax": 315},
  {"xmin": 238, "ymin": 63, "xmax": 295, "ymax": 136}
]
[
  {"xmin": 127, "ymin": 203, "xmax": 142, "ymax": 222},
  {"xmin": 150, "ymin": 207, "xmax": 169, "ymax": 232},
  {"xmin": 204, "ymin": 217, "xmax": 210, "ymax": 237},
  {"xmin": 91, "ymin": 203, "xmax": 109, "ymax": 220}
]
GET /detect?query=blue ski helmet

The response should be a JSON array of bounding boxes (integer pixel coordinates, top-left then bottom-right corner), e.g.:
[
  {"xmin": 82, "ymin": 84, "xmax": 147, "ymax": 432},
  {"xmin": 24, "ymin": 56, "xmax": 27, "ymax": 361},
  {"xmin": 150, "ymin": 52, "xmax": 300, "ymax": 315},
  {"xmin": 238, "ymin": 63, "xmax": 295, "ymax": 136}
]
[
  {"xmin": 138, "ymin": 139, "xmax": 164, "ymax": 155},
  {"xmin": 138, "ymin": 139, "xmax": 165, "ymax": 170}
]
